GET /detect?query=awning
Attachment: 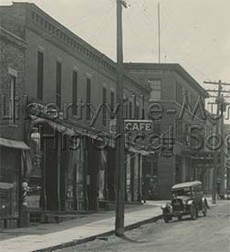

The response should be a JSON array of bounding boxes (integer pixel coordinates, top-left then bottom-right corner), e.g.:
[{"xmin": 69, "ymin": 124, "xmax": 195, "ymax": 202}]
[
  {"xmin": 47, "ymin": 120, "xmax": 77, "ymax": 136},
  {"xmin": 30, "ymin": 116, "xmax": 82, "ymax": 136},
  {"xmin": 0, "ymin": 137, "xmax": 30, "ymax": 150}
]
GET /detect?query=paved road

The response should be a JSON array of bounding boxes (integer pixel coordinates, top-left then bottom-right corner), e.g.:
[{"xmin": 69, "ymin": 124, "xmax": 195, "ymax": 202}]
[{"xmin": 58, "ymin": 201, "xmax": 230, "ymax": 252}]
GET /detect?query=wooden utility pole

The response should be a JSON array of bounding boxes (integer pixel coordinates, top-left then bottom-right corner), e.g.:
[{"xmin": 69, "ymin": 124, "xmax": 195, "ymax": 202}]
[
  {"xmin": 158, "ymin": 2, "xmax": 161, "ymax": 63},
  {"xmin": 115, "ymin": 0, "xmax": 127, "ymax": 236},
  {"xmin": 204, "ymin": 80, "xmax": 230, "ymax": 202}
]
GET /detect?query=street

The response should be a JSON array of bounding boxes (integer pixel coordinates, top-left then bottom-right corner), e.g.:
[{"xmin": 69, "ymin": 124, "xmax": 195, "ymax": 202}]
[{"xmin": 58, "ymin": 201, "xmax": 230, "ymax": 252}]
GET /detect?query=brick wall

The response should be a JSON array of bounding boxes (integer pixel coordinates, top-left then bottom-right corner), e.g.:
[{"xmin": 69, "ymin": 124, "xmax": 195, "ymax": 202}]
[{"xmin": 0, "ymin": 27, "xmax": 26, "ymax": 140}]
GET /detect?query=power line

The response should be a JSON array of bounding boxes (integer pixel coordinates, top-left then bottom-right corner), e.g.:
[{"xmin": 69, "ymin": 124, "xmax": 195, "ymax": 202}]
[
  {"xmin": 89, "ymin": 6, "xmax": 115, "ymax": 44},
  {"xmin": 204, "ymin": 80, "xmax": 230, "ymax": 202}
]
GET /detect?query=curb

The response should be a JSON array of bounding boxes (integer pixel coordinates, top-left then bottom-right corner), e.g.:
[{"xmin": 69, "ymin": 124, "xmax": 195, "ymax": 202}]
[{"xmin": 32, "ymin": 214, "xmax": 162, "ymax": 252}]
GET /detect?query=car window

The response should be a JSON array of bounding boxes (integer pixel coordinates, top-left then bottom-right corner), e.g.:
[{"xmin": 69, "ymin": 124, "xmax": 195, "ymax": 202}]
[{"xmin": 172, "ymin": 188, "xmax": 191, "ymax": 196}]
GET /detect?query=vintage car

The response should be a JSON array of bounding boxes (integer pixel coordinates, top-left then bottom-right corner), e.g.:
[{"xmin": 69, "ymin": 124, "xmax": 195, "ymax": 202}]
[{"xmin": 161, "ymin": 181, "xmax": 209, "ymax": 223}]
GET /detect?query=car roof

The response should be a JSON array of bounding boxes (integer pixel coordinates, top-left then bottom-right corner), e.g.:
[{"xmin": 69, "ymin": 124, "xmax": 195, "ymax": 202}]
[{"xmin": 171, "ymin": 181, "xmax": 202, "ymax": 190}]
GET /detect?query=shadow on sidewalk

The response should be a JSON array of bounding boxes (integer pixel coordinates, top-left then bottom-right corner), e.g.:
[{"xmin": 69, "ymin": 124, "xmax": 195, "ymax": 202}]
[{"xmin": 0, "ymin": 203, "xmax": 156, "ymax": 241}]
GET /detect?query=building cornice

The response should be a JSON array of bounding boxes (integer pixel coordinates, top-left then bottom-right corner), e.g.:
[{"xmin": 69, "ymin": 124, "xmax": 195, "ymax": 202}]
[
  {"xmin": 0, "ymin": 3, "xmax": 148, "ymax": 92},
  {"xmin": 22, "ymin": 3, "xmax": 148, "ymax": 92},
  {"xmin": 124, "ymin": 63, "xmax": 209, "ymax": 98},
  {"xmin": 0, "ymin": 26, "xmax": 27, "ymax": 49}
]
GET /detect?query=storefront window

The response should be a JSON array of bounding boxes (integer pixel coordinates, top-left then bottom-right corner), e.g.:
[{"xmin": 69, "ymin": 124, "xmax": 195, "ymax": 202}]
[{"xmin": 0, "ymin": 147, "xmax": 19, "ymax": 218}]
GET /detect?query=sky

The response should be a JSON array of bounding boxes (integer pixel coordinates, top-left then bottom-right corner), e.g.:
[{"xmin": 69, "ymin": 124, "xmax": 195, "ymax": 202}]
[{"xmin": 0, "ymin": 0, "xmax": 230, "ymax": 122}]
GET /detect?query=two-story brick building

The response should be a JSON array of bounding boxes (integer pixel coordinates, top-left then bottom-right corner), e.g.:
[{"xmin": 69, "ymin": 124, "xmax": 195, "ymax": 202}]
[
  {"xmin": 124, "ymin": 63, "xmax": 211, "ymax": 199},
  {"xmin": 0, "ymin": 3, "xmax": 149, "ymax": 219}
]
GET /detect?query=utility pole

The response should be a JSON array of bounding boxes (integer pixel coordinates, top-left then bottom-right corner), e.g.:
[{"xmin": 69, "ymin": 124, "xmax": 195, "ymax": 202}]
[
  {"xmin": 158, "ymin": 2, "xmax": 161, "ymax": 63},
  {"xmin": 204, "ymin": 80, "xmax": 230, "ymax": 202},
  {"xmin": 115, "ymin": 0, "xmax": 127, "ymax": 236}
]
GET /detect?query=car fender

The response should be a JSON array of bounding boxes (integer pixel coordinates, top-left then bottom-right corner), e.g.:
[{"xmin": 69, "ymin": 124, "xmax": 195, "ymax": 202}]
[{"xmin": 161, "ymin": 202, "xmax": 171, "ymax": 210}]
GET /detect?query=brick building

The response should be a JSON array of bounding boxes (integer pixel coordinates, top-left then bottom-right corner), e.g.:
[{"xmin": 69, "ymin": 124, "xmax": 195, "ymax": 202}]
[
  {"xmin": 0, "ymin": 2, "xmax": 149, "ymax": 219},
  {"xmin": 0, "ymin": 26, "xmax": 29, "ymax": 227},
  {"xmin": 124, "ymin": 63, "xmax": 211, "ymax": 199}
]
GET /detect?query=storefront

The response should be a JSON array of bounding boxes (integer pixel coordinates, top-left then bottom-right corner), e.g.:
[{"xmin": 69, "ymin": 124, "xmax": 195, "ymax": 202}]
[
  {"xmin": 26, "ymin": 118, "xmax": 85, "ymax": 214},
  {"xmin": 0, "ymin": 137, "xmax": 30, "ymax": 228}
]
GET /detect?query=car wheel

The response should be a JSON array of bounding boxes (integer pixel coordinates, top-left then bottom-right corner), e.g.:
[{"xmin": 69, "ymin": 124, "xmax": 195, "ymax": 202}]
[
  {"xmin": 190, "ymin": 204, "xmax": 197, "ymax": 220},
  {"xmin": 196, "ymin": 208, "xmax": 199, "ymax": 218},
  {"xmin": 163, "ymin": 212, "xmax": 170, "ymax": 223}
]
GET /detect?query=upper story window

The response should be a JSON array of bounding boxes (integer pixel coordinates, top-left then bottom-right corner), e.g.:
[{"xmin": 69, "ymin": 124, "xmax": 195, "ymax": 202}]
[
  {"xmin": 86, "ymin": 78, "xmax": 91, "ymax": 120},
  {"xmin": 123, "ymin": 95, "xmax": 128, "ymax": 119},
  {"xmin": 136, "ymin": 103, "xmax": 140, "ymax": 119},
  {"xmin": 37, "ymin": 51, "xmax": 44, "ymax": 100},
  {"xmin": 175, "ymin": 119, "xmax": 183, "ymax": 143},
  {"xmin": 176, "ymin": 81, "xmax": 183, "ymax": 104},
  {"xmin": 56, "ymin": 61, "xmax": 62, "ymax": 108},
  {"xmin": 110, "ymin": 90, "xmax": 115, "ymax": 119},
  {"xmin": 149, "ymin": 80, "xmax": 161, "ymax": 101},
  {"xmin": 8, "ymin": 68, "xmax": 17, "ymax": 124},
  {"xmin": 72, "ymin": 71, "xmax": 78, "ymax": 115},
  {"xmin": 102, "ymin": 86, "xmax": 107, "ymax": 126}
]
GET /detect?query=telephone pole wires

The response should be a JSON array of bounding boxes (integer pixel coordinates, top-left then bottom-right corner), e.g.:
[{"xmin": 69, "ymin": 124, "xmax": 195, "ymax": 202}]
[
  {"xmin": 115, "ymin": 0, "xmax": 127, "ymax": 236},
  {"xmin": 204, "ymin": 80, "xmax": 230, "ymax": 202}
]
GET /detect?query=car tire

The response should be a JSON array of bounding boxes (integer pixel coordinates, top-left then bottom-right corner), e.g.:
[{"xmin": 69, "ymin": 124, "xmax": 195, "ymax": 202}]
[
  {"xmin": 190, "ymin": 204, "xmax": 197, "ymax": 220},
  {"xmin": 196, "ymin": 208, "xmax": 199, "ymax": 218},
  {"xmin": 163, "ymin": 212, "xmax": 170, "ymax": 223}
]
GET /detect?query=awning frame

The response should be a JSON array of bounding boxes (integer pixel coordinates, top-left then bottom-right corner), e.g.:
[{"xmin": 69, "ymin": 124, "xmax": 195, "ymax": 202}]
[{"xmin": 0, "ymin": 137, "xmax": 30, "ymax": 150}]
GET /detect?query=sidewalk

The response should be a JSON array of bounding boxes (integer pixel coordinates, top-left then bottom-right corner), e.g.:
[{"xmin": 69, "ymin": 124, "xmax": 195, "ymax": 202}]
[
  {"xmin": 0, "ymin": 198, "xmax": 214, "ymax": 252},
  {"xmin": 0, "ymin": 201, "xmax": 164, "ymax": 252}
]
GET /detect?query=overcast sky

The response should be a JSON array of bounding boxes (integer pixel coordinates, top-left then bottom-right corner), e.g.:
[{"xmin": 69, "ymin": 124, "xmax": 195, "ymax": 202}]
[
  {"xmin": 0, "ymin": 0, "xmax": 229, "ymax": 83},
  {"xmin": 0, "ymin": 0, "xmax": 230, "ymax": 122}
]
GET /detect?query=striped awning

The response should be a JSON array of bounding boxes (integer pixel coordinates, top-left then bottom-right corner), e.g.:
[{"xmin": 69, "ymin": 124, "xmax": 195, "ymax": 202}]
[{"xmin": 0, "ymin": 137, "xmax": 30, "ymax": 150}]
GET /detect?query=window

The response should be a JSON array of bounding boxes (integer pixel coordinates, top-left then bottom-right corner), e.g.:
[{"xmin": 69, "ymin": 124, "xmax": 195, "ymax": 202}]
[
  {"xmin": 86, "ymin": 78, "xmax": 91, "ymax": 120},
  {"xmin": 149, "ymin": 80, "xmax": 161, "ymax": 100},
  {"xmin": 1, "ymin": 94, "xmax": 7, "ymax": 116},
  {"xmin": 136, "ymin": 103, "xmax": 140, "ymax": 119},
  {"xmin": 72, "ymin": 71, "xmax": 78, "ymax": 115},
  {"xmin": 110, "ymin": 90, "xmax": 115, "ymax": 119},
  {"xmin": 123, "ymin": 96, "xmax": 128, "ymax": 119},
  {"xmin": 10, "ymin": 75, "xmax": 16, "ymax": 124},
  {"xmin": 131, "ymin": 95, "xmax": 136, "ymax": 119},
  {"xmin": 102, "ymin": 87, "xmax": 107, "ymax": 126},
  {"xmin": 129, "ymin": 100, "xmax": 132, "ymax": 119},
  {"xmin": 8, "ymin": 68, "xmax": 17, "ymax": 124},
  {"xmin": 37, "ymin": 51, "xmax": 44, "ymax": 100},
  {"xmin": 176, "ymin": 82, "xmax": 183, "ymax": 104},
  {"xmin": 56, "ymin": 61, "xmax": 62, "ymax": 108},
  {"xmin": 175, "ymin": 119, "xmax": 183, "ymax": 143}
]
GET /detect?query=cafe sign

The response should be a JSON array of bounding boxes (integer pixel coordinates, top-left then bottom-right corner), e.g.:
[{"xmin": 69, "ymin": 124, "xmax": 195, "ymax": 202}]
[{"xmin": 110, "ymin": 120, "xmax": 153, "ymax": 133}]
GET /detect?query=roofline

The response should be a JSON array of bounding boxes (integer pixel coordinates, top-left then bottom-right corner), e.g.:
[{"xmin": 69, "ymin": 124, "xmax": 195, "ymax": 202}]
[
  {"xmin": 4, "ymin": 3, "xmax": 147, "ymax": 92},
  {"xmin": 0, "ymin": 26, "xmax": 27, "ymax": 48},
  {"xmin": 124, "ymin": 63, "xmax": 209, "ymax": 98},
  {"xmin": 171, "ymin": 180, "xmax": 202, "ymax": 190}
]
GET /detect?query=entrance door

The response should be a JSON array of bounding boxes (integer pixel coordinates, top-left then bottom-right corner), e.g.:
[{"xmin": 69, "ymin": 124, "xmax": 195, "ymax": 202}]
[
  {"xmin": 86, "ymin": 138, "xmax": 99, "ymax": 211},
  {"xmin": 43, "ymin": 125, "xmax": 59, "ymax": 211}
]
